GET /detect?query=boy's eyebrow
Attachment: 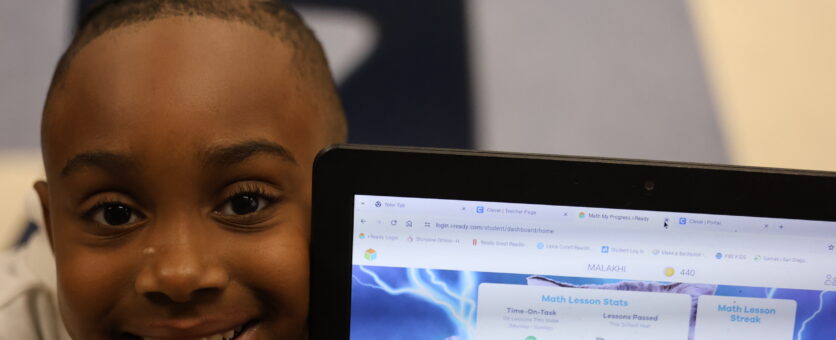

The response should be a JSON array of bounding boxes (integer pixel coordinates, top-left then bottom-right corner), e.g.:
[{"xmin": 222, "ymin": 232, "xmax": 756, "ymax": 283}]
[
  {"xmin": 201, "ymin": 140, "xmax": 298, "ymax": 167},
  {"xmin": 59, "ymin": 140, "xmax": 296, "ymax": 177},
  {"xmin": 61, "ymin": 151, "xmax": 136, "ymax": 177}
]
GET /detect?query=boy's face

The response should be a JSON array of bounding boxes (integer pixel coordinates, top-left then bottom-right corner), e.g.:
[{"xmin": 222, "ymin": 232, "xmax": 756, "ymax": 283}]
[{"xmin": 36, "ymin": 18, "xmax": 334, "ymax": 339}]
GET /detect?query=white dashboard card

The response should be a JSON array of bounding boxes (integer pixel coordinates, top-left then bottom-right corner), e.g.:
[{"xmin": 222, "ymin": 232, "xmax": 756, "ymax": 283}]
[
  {"xmin": 694, "ymin": 295, "xmax": 796, "ymax": 340},
  {"xmin": 475, "ymin": 283, "xmax": 692, "ymax": 340}
]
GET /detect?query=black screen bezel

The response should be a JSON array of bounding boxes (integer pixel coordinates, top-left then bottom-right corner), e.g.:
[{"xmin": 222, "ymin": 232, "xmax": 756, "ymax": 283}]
[{"xmin": 309, "ymin": 145, "xmax": 836, "ymax": 339}]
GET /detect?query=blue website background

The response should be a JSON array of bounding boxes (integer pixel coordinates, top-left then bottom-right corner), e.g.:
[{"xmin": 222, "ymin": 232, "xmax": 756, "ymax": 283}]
[{"xmin": 350, "ymin": 265, "xmax": 835, "ymax": 340}]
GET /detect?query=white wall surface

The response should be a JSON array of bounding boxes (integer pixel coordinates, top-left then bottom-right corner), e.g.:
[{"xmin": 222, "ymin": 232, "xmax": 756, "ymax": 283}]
[
  {"xmin": 469, "ymin": 0, "xmax": 727, "ymax": 164},
  {"xmin": 0, "ymin": 0, "xmax": 73, "ymax": 149}
]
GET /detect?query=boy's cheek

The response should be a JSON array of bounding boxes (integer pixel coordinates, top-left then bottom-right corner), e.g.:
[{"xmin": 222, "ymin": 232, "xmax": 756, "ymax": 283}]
[
  {"xmin": 55, "ymin": 242, "xmax": 137, "ymax": 337},
  {"xmin": 252, "ymin": 246, "xmax": 310, "ymax": 337},
  {"xmin": 235, "ymin": 214, "xmax": 311, "ymax": 331}
]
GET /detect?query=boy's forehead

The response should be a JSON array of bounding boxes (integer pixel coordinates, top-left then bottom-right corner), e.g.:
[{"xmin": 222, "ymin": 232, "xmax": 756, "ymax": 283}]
[
  {"xmin": 58, "ymin": 16, "xmax": 300, "ymax": 109},
  {"xmin": 44, "ymin": 17, "xmax": 328, "ymax": 174}
]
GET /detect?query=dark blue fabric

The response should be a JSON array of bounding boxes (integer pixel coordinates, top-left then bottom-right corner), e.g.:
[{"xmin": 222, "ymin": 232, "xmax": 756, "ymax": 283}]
[
  {"xmin": 287, "ymin": 0, "xmax": 474, "ymax": 148},
  {"xmin": 14, "ymin": 221, "xmax": 39, "ymax": 249}
]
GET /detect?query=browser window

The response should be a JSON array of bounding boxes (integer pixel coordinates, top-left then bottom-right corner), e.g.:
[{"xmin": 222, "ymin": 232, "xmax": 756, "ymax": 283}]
[{"xmin": 350, "ymin": 195, "xmax": 836, "ymax": 340}]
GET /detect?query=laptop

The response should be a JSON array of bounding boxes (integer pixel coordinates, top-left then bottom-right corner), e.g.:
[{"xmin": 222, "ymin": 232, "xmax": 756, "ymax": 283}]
[{"xmin": 310, "ymin": 145, "xmax": 836, "ymax": 340}]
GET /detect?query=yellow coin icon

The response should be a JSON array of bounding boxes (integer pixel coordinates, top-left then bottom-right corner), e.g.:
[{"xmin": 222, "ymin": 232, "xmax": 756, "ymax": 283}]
[{"xmin": 664, "ymin": 267, "xmax": 675, "ymax": 277}]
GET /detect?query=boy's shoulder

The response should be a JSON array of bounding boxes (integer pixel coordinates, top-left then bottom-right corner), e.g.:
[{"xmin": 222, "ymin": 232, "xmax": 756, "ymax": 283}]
[{"xmin": 0, "ymin": 232, "xmax": 70, "ymax": 340}]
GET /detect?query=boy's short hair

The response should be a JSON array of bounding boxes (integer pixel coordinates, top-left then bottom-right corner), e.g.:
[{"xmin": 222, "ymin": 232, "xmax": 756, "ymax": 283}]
[{"xmin": 45, "ymin": 0, "xmax": 347, "ymax": 143}]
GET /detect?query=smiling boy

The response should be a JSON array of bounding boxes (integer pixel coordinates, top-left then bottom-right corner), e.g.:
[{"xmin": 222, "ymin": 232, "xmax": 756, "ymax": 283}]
[{"xmin": 23, "ymin": 0, "xmax": 345, "ymax": 339}]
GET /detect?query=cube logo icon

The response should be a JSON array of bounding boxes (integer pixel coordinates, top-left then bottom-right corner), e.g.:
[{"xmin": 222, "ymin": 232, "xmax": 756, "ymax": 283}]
[{"xmin": 364, "ymin": 248, "xmax": 377, "ymax": 261}]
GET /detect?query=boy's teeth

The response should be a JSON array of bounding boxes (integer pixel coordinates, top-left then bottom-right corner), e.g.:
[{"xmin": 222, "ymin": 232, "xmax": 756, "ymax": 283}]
[
  {"xmin": 141, "ymin": 326, "xmax": 239, "ymax": 340},
  {"xmin": 194, "ymin": 328, "xmax": 237, "ymax": 340}
]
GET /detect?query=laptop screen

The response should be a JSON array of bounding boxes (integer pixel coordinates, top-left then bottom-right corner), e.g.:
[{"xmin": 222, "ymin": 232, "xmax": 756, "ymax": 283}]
[{"xmin": 349, "ymin": 194, "xmax": 835, "ymax": 340}]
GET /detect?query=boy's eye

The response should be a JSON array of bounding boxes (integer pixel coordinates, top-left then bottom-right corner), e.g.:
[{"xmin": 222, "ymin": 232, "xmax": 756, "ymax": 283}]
[
  {"xmin": 221, "ymin": 194, "xmax": 269, "ymax": 216},
  {"xmin": 92, "ymin": 203, "xmax": 139, "ymax": 226}
]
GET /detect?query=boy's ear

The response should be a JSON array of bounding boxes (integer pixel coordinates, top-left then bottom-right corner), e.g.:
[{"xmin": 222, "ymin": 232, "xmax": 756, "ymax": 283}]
[{"xmin": 33, "ymin": 180, "xmax": 54, "ymax": 250}]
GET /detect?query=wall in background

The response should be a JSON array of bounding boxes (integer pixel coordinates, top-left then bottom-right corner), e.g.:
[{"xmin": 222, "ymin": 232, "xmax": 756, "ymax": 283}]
[
  {"xmin": 690, "ymin": 0, "xmax": 836, "ymax": 171},
  {"xmin": 469, "ymin": 0, "xmax": 726, "ymax": 164},
  {"xmin": 2, "ymin": 0, "xmax": 836, "ymax": 246},
  {"xmin": 0, "ymin": 0, "xmax": 73, "ymax": 149}
]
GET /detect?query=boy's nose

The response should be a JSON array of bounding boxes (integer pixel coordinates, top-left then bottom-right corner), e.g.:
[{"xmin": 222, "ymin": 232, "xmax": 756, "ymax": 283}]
[{"xmin": 134, "ymin": 240, "xmax": 230, "ymax": 304}]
